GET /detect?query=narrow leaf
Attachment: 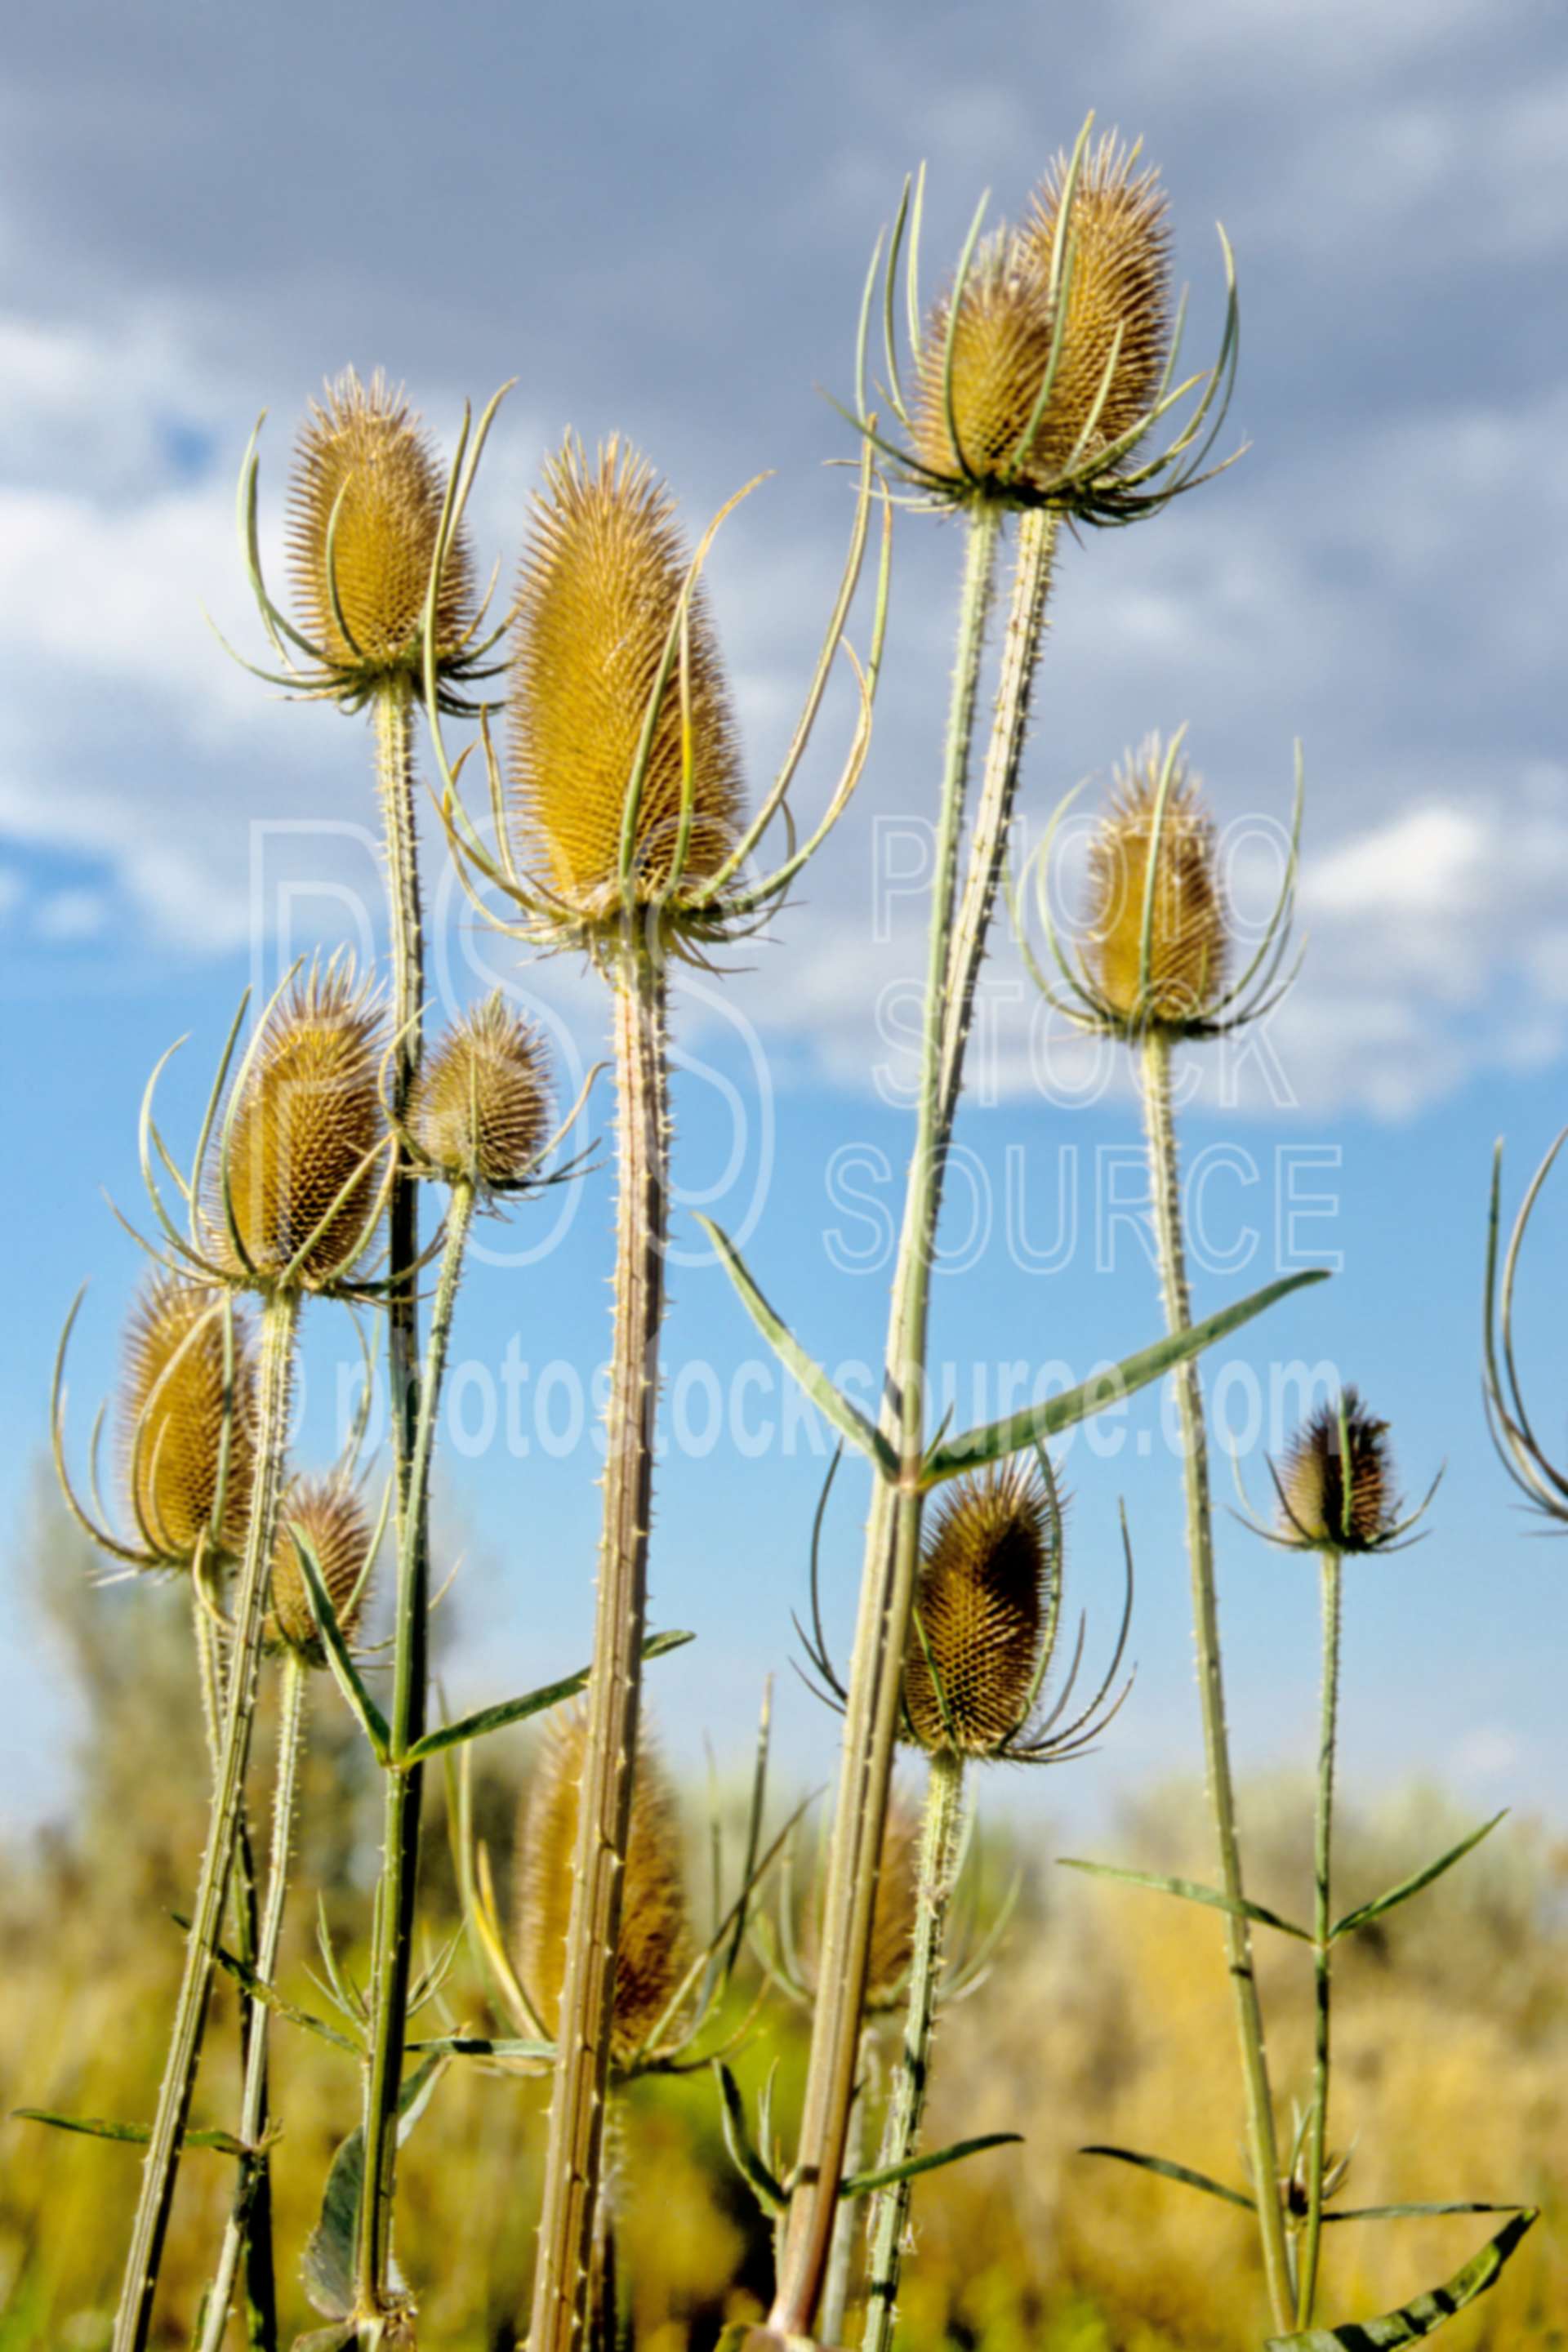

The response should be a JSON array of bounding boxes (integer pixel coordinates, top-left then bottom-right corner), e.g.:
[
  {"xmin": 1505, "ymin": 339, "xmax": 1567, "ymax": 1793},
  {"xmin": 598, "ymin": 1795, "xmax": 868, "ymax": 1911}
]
[
  {"xmin": 1331, "ymin": 1814, "xmax": 1507, "ymax": 1941},
  {"xmin": 927, "ymin": 1268, "xmax": 1330, "ymax": 1482},
  {"xmin": 292, "ymin": 1525, "xmax": 391, "ymax": 1763},
  {"xmin": 301, "ymin": 2055, "xmax": 446, "ymax": 2320},
  {"xmin": 840, "ymin": 2132, "xmax": 1022, "ymax": 2199},
  {"xmin": 13, "ymin": 2108, "xmax": 250, "ymax": 2156},
  {"xmin": 408, "ymin": 2034, "xmax": 555, "ymax": 2061},
  {"xmin": 403, "ymin": 1629, "xmax": 694, "ymax": 1764},
  {"xmin": 207, "ymin": 1937, "xmax": 363, "ymax": 2054},
  {"xmin": 1060, "ymin": 1857, "xmax": 1312, "ymax": 1941},
  {"xmin": 1079, "ymin": 2143, "xmax": 1256, "ymax": 2212},
  {"xmin": 714, "ymin": 2060, "xmax": 787, "ymax": 2212},
  {"xmin": 1323, "ymin": 2203, "xmax": 1530, "ymax": 2225},
  {"xmin": 1264, "ymin": 2209, "xmax": 1538, "ymax": 2348},
  {"xmin": 697, "ymin": 1216, "xmax": 898, "ymax": 1477}
]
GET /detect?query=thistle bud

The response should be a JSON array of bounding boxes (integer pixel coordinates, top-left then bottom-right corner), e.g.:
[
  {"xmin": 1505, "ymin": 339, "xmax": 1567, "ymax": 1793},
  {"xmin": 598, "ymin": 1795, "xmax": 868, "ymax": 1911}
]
[
  {"xmin": 287, "ymin": 368, "xmax": 471, "ymax": 673},
  {"xmin": 218, "ymin": 960, "xmax": 385, "ymax": 1285},
  {"xmin": 1279, "ymin": 1389, "xmax": 1398, "ymax": 1552},
  {"xmin": 1084, "ymin": 737, "xmax": 1229, "ymax": 1026},
  {"xmin": 515, "ymin": 1707, "xmax": 688, "ymax": 2064},
  {"xmin": 266, "ymin": 1475, "xmax": 372, "ymax": 1661},
  {"xmin": 509, "ymin": 435, "xmax": 742, "ymax": 914},
  {"xmin": 902, "ymin": 1459, "xmax": 1057, "ymax": 1757},
  {"xmin": 408, "ymin": 992, "xmax": 552, "ymax": 1189},
  {"xmin": 121, "ymin": 1274, "xmax": 256, "ymax": 1561}
]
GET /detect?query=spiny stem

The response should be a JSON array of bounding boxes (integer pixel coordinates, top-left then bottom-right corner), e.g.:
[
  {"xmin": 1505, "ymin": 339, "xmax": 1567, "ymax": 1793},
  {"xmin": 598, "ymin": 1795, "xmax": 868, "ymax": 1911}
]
[
  {"xmin": 1139, "ymin": 1028, "xmax": 1295, "ymax": 2330},
  {"xmin": 528, "ymin": 935, "xmax": 668, "ymax": 2352},
  {"xmin": 1298, "ymin": 1547, "xmax": 1343, "ymax": 2325},
  {"xmin": 769, "ymin": 502, "xmax": 1000, "ymax": 2338},
  {"xmin": 819, "ymin": 2032, "xmax": 873, "ymax": 2349},
  {"xmin": 862, "ymin": 1748, "xmax": 965, "ymax": 2352},
  {"xmin": 198, "ymin": 1657, "xmax": 309, "ymax": 2352},
  {"xmin": 356, "ymin": 673, "xmax": 430, "ymax": 2310},
  {"xmin": 112, "ymin": 1294, "xmax": 298, "ymax": 2352}
]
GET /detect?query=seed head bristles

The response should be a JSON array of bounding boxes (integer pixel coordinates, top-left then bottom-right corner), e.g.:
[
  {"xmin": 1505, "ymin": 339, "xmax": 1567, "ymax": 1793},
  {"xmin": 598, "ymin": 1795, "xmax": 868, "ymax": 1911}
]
[
  {"xmin": 510, "ymin": 435, "xmax": 743, "ymax": 919},
  {"xmin": 120, "ymin": 1275, "xmax": 257, "ymax": 1566},
  {"xmin": 265, "ymin": 1474, "xmax": 374, "ymax": 1661},
  {"xmin": 1086, "ymin": 737, "xmax": 1228, "ymax": 1027},
  {"xmin": 408, "ymin": 992, "xmax": 554, "ymax": 1192},
  {"xmin": 902, "ymin": 1459, "xmax": 1058, "ymax": 1757},
  {"xmin": 516, "ymin": 1708, "xmax": 688, "ymax": 2068},
  {"xmin": 211, "ymin": 957, "xmax": 390, "ymax": 1291},
  {"xmin": 847, "ymin": 113, "xmax": 1238, "ymax": 522},
  {"xmin": 1233, "ymin": 1388, "xmax": 1440, "ymax": 1556}
]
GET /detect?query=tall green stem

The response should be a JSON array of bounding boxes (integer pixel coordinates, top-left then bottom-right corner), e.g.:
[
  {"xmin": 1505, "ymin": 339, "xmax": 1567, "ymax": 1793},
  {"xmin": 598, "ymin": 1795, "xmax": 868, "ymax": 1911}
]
[
  {"xmin": 355, "ymin": 675, "xmax": 430, "ymax": 2310},
  {"xmin": 112, "ymin": 1294, "xmax": 298, "ymax": 2352},
  {"xmin": 528, "ymin": 935, "xmax": 669, "ymax": 2352},
  {"xmin": 862, "ymin": 1748, "xmax": 964, "ymax": 2352},
  {"xmin": 199, "ymin": 1656, "xmax": 308, "ymax": 2352},
  {"xmin": 1298, "ymin": 1548, "xmax": 1342, "ymax": 2324},
  {"xmin": 1139, "ymin": 1030, "xmax": 1294, "ymax": 2330},
  {"xmin": 769, "ymin": 504, "xmax": 1000, "ymax": 2337},
  {"xmin": 818, "ymin": 2034, "xmax": 873, "ymax": 2349}
]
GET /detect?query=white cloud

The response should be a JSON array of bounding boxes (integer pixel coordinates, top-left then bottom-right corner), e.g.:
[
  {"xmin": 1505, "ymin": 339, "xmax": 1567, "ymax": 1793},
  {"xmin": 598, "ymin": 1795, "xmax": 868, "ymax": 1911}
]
[{"xmin": 33, "ymin": 886, "xmax": 109, "ymax": 942}]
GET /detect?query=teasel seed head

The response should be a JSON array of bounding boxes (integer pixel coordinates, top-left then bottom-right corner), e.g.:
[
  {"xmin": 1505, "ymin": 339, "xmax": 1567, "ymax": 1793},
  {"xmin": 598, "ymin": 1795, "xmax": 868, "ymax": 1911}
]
[
  {"xmin": 266, "ymin": 1474, "xmax": 372, "ymax": 1661},
  {"xmin": 1279, "ymin": 1388, "xmax": 1399, "ymax": 1553},
  {"xmin": 408, "ymin": 992, "xmax": 553, "ymax": 1192},
  {"xmin": 1020, "ymin": 134, "xmax": 1171, "ymax": 476},
  {"xmin": 911, "ymin": 227, "xmax": 1061, "ymax": 495},
  {"xmin": 902, "ymin": 1459, "xmax": 1058, "ymax": 1757},
  {"xmin": 1085, "ymin": 736, "xmax": 1229, "ymax": 1028},
  {"xmin": 216, "ymin": 960, "xmax": 387, "ymax": 1289},
  {"xmin": 509, "ymin": 434, "xmax": 743, "ymax": 917},
  {"xmin": 120, "ymin": 1274, "xmax": 256, "ymax": 1562},
  {"xmin": 287, "ymin": 368, "xmax": 472, "ymax": 679},
  {"xmin": 515, "ymin": 1706, "xmax": 688, "ymax": 2065}
]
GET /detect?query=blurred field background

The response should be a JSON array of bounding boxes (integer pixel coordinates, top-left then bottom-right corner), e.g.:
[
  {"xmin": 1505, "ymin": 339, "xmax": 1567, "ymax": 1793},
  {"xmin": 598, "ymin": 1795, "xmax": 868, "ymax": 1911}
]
[{"xmin": 2, "ymin": 1478, "xmax": 1564, "ymax": 2352}]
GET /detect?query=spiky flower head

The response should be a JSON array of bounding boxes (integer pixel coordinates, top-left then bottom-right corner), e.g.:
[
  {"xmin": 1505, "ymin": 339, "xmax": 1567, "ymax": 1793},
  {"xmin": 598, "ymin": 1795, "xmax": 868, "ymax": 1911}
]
[
  {"xmin": 408, "ymin": 992, "xmax": 552, "ymax": 1191},
  {"xmin": 287, "ymin": 368, "xmax": 472, "ymax": 677},
  {"xmin": 216, "ymin": 960, "xmax": 386, "ymax": 1288},
  {"xmin": 911, "ymin": 228, "xmax": 1061, "ymax": 495},
  {"xmin": 266, "ymin": 1475, "xmax": 372, "ymax": 1661},
  {"xmin": 515, "ymin": 1707, "xmax": 688, "ymax": 2065},
  {"xmin": 1084, "ymin": 737, "xmax": 1229, "ymax": 1028},
  {"xmin": 1279, "ymin": 1389, "xmax": 1399, "ymax": 1553},
  {"xmin": 902, "ymin": 1459, "xmax": 1058, "ymax": 1757},
  {"xmin": 120, "ymin": 1274, "xmax": 255, "ymax": 1561},
  {"xmin": 509, "ymin": 435, "xmax": 743, "ymax": 920}
]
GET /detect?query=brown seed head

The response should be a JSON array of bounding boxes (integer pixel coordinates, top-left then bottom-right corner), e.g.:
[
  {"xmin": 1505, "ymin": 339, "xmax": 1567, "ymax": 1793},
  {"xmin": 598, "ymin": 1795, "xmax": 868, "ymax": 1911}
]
[
  {"xmin": 287, "ymin": 368, "xmax": 471, "ymax": 670},
  {"xmin": 1085, "ymin": 737, "xmax": 1229, "ymax": 1024},
  {"xmin": 408, "ymin": 993, "xmax": 553, "ymax": 1189},
  {"xmin": 121, "ymin": 1274, "xmax": 256, "ymax": 1561},
  {"xmin": 1280, "ymin": 1389, "xmax": 1397, "ymax": 1552},
  {"xmin": 266, "ymin": 1474, "xmax": 373, "ymax": 1659},
  {"xmin": 1020, "ymin": 134, "xmax": 1172, "ymax": 476},
  {"xmin": 217, "ymin": 961, "xmax": 386, "ymax": 1285},
  {"xmin": 902, "ymin": 1459, "xmax": 1057, "ymax": 1756},
  {"xmin": 509, "ymin": 435, "xmax": 743, "ymax": 913},
  {"xmin": 911, "ymin": 229, "xmax": 1061, "ymax": 491},
  {"xmin": 515, "ymin": 1707, "xmax": 688, "ymax": 2064}
]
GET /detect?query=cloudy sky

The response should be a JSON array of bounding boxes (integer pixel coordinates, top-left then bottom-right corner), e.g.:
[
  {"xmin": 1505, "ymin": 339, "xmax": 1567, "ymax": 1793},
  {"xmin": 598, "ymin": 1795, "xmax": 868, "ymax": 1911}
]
[{"xmin": 3, "ymin": 0, "xmax": 1567, "ymax": 1836}]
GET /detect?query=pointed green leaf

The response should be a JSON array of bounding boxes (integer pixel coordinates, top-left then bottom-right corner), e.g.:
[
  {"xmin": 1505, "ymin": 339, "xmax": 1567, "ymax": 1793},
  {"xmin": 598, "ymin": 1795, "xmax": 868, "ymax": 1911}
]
[
  {"xmin": 301, "ymin": 2055, "xmax": 446, "ymax": 2320},
  {"xmin": 292, "ymin": 1525, "xmax": 391, "ymax": 1764},
  {"xmin": 206, "ymin": 1936, "xmax": 363, "ymax": 2055},
  {"xmin": 1323, "ymin": 2202, "xmax": 1529, "ymax": 2225},
  {"xmin": 697, "ymin": 1216, "xmax": 898, "ymax": 1477},
  {"xmin": 926, "ymin": 1267, "xmax": 1330, "ymax": 1483},
  {"xmin": 840, "ymin": 2132, "xmax": 1022, "ymax": 2199},
  {"xmin": 408, "ymin": 2034, "xmax": 555, "ymax": 2060},
  {"xmin": 1264, "ymin": 2208, "xmax": 1538, "ymax": 2347},
  {"xmin": 1079, "ymin": 2143, "xmax": 1256, "ymax": 2212},
  {"xmin": 1331, "ymin": 1814, "xmax": 1507, "ymax": 1941},
  {"xmin": 1060, "ymin": 1857, "xmax": 1312, "ymax": 1941},
  {"xmin": 403, "ymin": 1629, "xmax": 694, "ymax": 1764},
  {"xmin": 714, "ymin": 2060, "xmax": 787, "ymax": 2212},
  {"xmin": 13, "ymin": 2109, "xmax": 250, "ymax": 2156}
]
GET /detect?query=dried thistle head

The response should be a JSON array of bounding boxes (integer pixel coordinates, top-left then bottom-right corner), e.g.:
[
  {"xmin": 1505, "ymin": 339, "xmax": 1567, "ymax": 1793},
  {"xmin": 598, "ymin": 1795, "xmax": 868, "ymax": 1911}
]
[
  {"xmin": 509, "ymin": 435, "xmax": 743, "ymax": 919},
  {"xmin": 902, "ymin": 1459, "xmax": 1057, "ymax": 1757},
  {"xmin": 1020, "ymin": 134, "xmax": 1171, "ymax": 475},
  {"xmin": 515, "ymin": 1707, "xmax": 688, "ymax": 2065},
  {"xmin": 216, "ymin": 960, "xmax": 386, "ymax": 1288},
  {"xmin": 1084, "ymin": 737, "xmax": 1229, "ymax": 1027},
  {"xmin": 911, "ymin": 228, "xmax": 1061, "ymax": 494},
  {"xmin": 120, "ymin": 1275, "xmax": 255, "ymax": 1561},
  {"xmin": 408, "ymin": 992, "xmax": 552, "ymax": 1191},
  {"xmin": 1279, "ymin": 1390, "xmax": 1399, "ymax": 1552},
  {"xmin": 266, "ymin": 1475, "xmax": 372, "ymax": 1661},
  {"xmin": 287, "ymin": 368, "xmax": 471, "ymax": 676}
]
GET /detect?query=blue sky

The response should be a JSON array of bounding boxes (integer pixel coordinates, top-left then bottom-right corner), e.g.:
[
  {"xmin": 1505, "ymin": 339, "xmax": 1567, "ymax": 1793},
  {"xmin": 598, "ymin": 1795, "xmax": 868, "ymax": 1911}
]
[{"xmin": 3, "ymin": 0, "xmax": 1567, "ymax": 1839}]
